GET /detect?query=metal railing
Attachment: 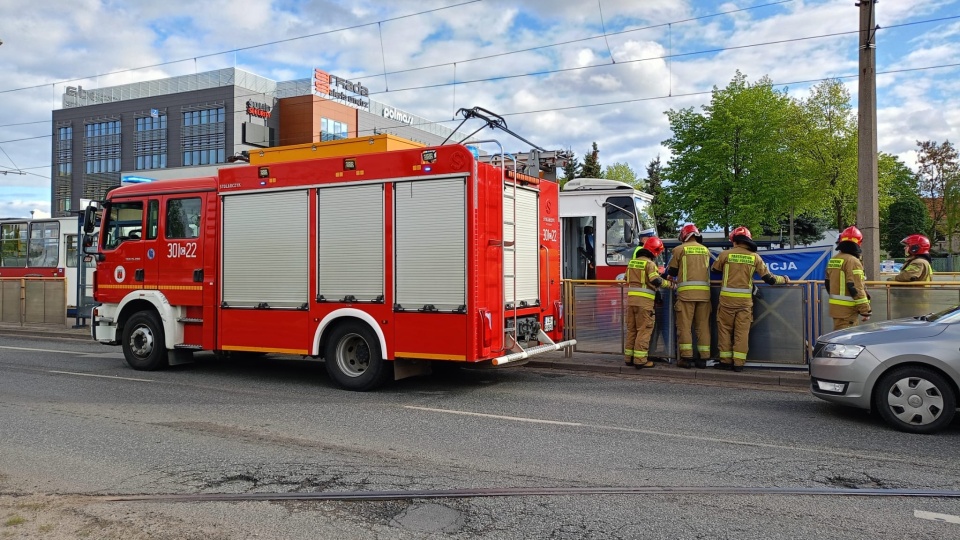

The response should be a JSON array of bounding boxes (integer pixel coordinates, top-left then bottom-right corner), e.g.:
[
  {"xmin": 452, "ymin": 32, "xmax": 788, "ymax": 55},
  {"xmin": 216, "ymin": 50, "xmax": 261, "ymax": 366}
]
[{"xmin": 563, "ymin": 279, "xmax": 957, "ymax": 366}]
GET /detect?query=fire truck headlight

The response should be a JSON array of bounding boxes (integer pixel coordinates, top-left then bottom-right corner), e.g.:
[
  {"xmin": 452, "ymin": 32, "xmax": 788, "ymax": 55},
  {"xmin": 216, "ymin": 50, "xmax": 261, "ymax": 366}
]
[{"xmin": 543, "ymin": 316, "xmax": 554, "ymax": 332}]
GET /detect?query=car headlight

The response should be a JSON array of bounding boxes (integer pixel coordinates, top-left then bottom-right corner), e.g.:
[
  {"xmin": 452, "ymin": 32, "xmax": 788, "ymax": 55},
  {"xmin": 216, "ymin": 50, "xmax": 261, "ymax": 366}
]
[{"xmin": 820, "ymin": 343, "xmax": 864, "ymax": 359}]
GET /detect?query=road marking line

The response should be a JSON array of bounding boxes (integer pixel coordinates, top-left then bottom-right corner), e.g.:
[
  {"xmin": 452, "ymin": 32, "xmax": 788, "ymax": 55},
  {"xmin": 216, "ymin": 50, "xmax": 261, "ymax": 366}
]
[
  {"xmin": 405, "ymin": 406, "xmax": 583, "ymax": 426},
  {"xmin": 48, "ymin": 370, "xmax": 154, "ymax": 383},
  {"xmin": 404, "ymin": 406, "xmax": 896, "ymax": 462},
  {"xmin": 0, "ymin": 345, "xmax": 79, "ymax": 354},
  {"xmin": 915, "ymin": 510, "xmax": 960, "ymax": 524}
]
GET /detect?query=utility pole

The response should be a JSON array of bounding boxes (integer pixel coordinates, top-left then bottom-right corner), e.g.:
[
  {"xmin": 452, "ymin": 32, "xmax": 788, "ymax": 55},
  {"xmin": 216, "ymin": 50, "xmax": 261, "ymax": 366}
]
[{"xmin": 857, "ymin": 0, "xmax": 880, "ymax": 279}]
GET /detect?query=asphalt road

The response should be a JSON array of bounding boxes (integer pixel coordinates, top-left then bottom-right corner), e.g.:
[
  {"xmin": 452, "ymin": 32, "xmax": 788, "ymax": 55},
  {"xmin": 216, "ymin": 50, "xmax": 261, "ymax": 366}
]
[{"xmin": 1, "ymin": 334, "xmax": 959, "ymax": 539}]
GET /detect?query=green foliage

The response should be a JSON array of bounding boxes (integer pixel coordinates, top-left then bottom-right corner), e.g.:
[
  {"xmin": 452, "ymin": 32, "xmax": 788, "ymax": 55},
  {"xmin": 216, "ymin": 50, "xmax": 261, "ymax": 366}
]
[
  {"xmin": 662, "ymin": 71, "xmax": 797, "ymax": 236},
  {"xmin": 645, "ymin": 156, "xmax": 678, "ymax": 236},
  {"xmin": 794, "ymin": 79, "xmax": 858, "ymax": 229},
  {"xmin": 603, "ymin": 162, "xmax": 641, "ymax": 188},
  {"xmin": 878, "ymin": 152, "xmax": 920, "ymax": 252},
  {"xmin": 916, "ymin": 140, "xmax": 960, "ymax": 245},
  {"xmin": 762, "ymin": 214, "xmax": 828, "ymax": 246},
  {"xmin": 559, "ymin": 151, "xmax": 581, "ymax": 188},
  {"xmin": 581, "ymin": 142, "xmax": 602, "ymax": 178},
  {"xmin": 883, "ymin": 193, "xmax": 932, "ymax": 256}
]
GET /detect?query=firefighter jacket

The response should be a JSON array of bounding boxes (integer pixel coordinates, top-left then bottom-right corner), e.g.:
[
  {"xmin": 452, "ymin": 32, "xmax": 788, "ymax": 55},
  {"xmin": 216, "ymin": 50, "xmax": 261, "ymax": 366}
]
[
  {"xmin": 711, "ymin": 246, "xmax": 787, "ymax": 308},
  {"xmin": 667, "ymin": 240, "xmax": 711, "ymax": 302},
  {"xmin": 892, "ymin": 255, "xmax": 933, "ymax": 282},
  {"xmin": 626, "ymin": 251, "xmax": 664, "ymax": 308},
  {"xmin": 825, "ymin": 253, "xmax": 872, "ymax": 318}
]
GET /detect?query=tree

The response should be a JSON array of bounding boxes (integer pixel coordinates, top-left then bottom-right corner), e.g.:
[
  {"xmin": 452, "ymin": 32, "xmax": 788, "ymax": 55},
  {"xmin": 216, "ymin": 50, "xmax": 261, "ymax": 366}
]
[
  {"xmin": 883, "ymin": 194, "xmax": 932, "ymax": 256},
  {"xmin": 662, "ymin": 71, "xmax": 797, "ymax": 236},
  {"xmin": 559, "ymin": 151, "xmax": 581, "ymax": 188},
  {"xmin": 762, "ymin": 214, "xmax": 828, "ymax": 246},
  {"xmin": 794, "ymin": 79, "xmax": 858, "ymax": 230},
  {"xmin": 581, "ymin": 142, "xmax": 602, "ymax": 178},
  {"xmin": 915, "ymin": 140, "xmax": 960, "ymax": 248},
  {"xmin": 603, "ymin": 162, "xmax": 641, "ymax": 188},
  {"xmin": 645, "ymin": 156, "xmax": 677, "ymax": 237},
  {"xmin": 878, "ymin": 152, "xmax": 920, "ymax": 253}
]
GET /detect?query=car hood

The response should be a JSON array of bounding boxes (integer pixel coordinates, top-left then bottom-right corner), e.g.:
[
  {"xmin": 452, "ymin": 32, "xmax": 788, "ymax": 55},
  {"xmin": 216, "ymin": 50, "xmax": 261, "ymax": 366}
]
[{"xmin": 821, "ymin": 318, "xmax": 948, "ymax": 346}]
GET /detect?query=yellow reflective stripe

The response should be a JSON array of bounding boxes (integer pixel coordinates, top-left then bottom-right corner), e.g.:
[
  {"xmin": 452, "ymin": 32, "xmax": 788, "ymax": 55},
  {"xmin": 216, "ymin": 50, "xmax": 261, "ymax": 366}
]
[
  {"xmin": 678, "ymin": 343, "xmax": 693, "ymax": 351},
  {"xmin": 678, "ymin": 285, "xmax": 710, "ymax": 292},
  {"xmin": 682, "ymin": 255, "xmax": 688, "ymax": 282},
  {"xmin": 628, "ymin": 291, "xmax": 656, "ymax": 299},
  {"xmin": 722, "ymin": 264, "xmax": 729, "ymax": 288},
  {"xmin": 718, "ymin": 351, "xmax": 733, "ymax": 358},
  {"xmin": 854, "ymin": 297, "xmax": 870, "ymax": 305},
  {"xmin": 852, "ymin": 269, "xmax": 865, "ymax": 278},
  {"xmin": 733, "ymin": 352, "xmax": 747, "ymax": 360},
  {"xmin": 634, "ymin": 351, "xmax": 648, "ymax": 358},
  {"xmin": 829, "ymin": 297, "xmax": 857, "ymax": 307},
  {"xmin": 720, "ymin": 291, "xmax": 752, "ymax": 298},
  {"xmin": 624, "ymin": 348, "xmax": 634, "ymax": 355},
  {"xmin": 697, "ymin": 346, "xmax": 711, "ymax": 353}
]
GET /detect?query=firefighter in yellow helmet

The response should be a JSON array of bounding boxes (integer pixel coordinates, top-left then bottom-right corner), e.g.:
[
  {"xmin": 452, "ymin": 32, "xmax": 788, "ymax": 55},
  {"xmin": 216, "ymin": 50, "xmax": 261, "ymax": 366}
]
[
  {"xmin": 624, "ymin": 236, "xmax": 668, "ymax": 368},
  {"xmin": 666, "ymin": 223, "xmax": 711, "ymax": 368},
  {"xmin": 711, "ymin": 227, "xmax": 790, "ymax": 372},
  {"xmin": 826, "ymin": 226, "xmax": 872, "ymax": 331}
]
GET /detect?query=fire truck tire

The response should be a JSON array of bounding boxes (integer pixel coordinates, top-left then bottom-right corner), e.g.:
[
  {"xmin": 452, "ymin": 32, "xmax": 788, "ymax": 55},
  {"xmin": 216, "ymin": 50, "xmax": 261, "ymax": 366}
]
[
  {"xmin": 324, "ymin": 322, "xmax": 391, "ymax": 391},
  {"xmin": 121, "ymin": 311, "xmax": 168, "ymax": 371}
]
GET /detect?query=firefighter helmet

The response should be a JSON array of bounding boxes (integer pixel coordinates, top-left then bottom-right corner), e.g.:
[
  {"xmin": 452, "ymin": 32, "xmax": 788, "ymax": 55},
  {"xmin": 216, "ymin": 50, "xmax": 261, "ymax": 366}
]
[
  {"xmin": 679, "ymin": 223, "xmax": 701, "ymax": 242},
  {"xmin": 901, "ymin": 234, "xmax": 931, "ymax": 255},
  {"xmin": 839, "ymin": 226, "xmax": 863, "ymax": 245},
  {"xmin": 729, "ymin": 226, "xmax": 752, "ymax": 241},
  {"xmin": 642, "ymin": 236, "xmax": 665, "ymax": 257}
]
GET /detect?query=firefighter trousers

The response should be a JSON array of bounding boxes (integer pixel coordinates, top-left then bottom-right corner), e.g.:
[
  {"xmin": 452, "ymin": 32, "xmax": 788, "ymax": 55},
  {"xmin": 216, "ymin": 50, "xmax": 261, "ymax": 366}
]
[
  {"xmin": 716, "ymin": 303, "xmax": 752, "ymax": 367},
  {"xmin": 625, "ymin": 304, "xmax": 656, "ymax": 364},
  {"xmin": 832, "ymin": 315, "xmax": 859, "ymax": 331},
  {"xmin": 675, "ymin": 299, "xmax": 711, "ymax": 359}
]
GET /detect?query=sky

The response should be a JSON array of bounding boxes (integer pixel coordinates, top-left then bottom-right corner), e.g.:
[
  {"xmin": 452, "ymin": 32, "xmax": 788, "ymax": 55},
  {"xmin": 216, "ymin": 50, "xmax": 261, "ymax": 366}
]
[{"xmin": 1, "ymin": 0, "xmax": 959, "ymax": 219}]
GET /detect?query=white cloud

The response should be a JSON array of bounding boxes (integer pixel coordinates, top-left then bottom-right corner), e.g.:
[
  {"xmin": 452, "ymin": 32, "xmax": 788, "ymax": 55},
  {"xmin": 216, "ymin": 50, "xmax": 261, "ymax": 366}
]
[{"xmin": 1, "ymin": 0, "xmax": 959, "ymax": 219}]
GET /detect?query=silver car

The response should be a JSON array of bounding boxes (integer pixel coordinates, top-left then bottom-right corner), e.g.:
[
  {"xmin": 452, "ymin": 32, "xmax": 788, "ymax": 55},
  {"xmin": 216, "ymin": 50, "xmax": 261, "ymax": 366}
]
[{"xmin": 810, "ymin": 306, "xmax": 960, "ymax": 434}]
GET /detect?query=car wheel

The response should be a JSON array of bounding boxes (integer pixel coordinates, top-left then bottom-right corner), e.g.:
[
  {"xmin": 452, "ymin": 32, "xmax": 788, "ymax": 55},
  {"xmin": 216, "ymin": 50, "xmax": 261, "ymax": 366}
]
[
  {"xmin": 324, "ymin": 322, "xmax": 391, "ymax": 391},
  {"xmin": 121, "ymin": 311, "xmax": 168, "ymax": 371},
  {"xmin": 873, "ymin": 366, "xmax": 957, "ymax": 434}
]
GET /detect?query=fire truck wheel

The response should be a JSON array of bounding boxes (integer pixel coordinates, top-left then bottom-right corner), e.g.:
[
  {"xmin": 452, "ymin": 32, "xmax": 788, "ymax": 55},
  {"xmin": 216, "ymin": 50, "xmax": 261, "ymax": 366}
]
[
  {"xmin": 122, "ymin": 311, "xmax": 168, "ymax": 371},
  {"xmin": 324, "ymin": 322, "xmax": 391, "ymax": 391}
]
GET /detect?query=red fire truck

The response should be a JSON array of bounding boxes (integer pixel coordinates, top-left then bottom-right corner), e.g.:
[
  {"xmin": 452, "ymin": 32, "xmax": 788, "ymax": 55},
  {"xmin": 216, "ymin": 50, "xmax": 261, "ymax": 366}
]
[{"xmin": 84, "ymin": 135, "xmax": 573, "ymax": 390}]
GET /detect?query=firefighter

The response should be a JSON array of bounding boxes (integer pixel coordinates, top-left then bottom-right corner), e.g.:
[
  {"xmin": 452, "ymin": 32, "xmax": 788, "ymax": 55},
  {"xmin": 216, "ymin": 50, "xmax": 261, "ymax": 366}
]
[
  {"xmin": 711, "ymin": 226, "xmax": 790, "ymax": 372},
  {"xmin": 665, "ymin": 223, "xmax": 711, "ymax": 368},
  {"xmin": 624, "ymin": 236, "xmax": 668, "ymax": 369},
  {"xmin": 825, "ymin": 226, "xmax": 872, "ymax": 331},
  {"xmin": 889, "ymin": 234, "xmax": 933, "ymax": 282}
]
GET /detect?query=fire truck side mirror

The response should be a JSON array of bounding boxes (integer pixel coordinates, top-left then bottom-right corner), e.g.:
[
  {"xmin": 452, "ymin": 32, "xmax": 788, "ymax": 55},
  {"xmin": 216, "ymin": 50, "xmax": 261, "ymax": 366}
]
[
  {"xmin": 83, "ymin": 205, "xmax": 97, "ymax": 234},
  {"xmin": 82, "ymin": 233, "xmax": 101, "ymax": 260}
]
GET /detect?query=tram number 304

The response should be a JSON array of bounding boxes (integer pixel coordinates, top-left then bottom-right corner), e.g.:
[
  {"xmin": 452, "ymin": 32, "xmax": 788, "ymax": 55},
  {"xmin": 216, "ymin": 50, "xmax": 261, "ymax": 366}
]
[{"xmin": 168, "ymin": 243, "xmax": 198, "ymax": 258}]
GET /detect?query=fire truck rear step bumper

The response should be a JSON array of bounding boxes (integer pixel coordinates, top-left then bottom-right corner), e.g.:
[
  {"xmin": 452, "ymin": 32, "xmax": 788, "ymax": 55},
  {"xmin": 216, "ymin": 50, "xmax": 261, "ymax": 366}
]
[{"xmin": 492, "ymin": 330, "xmax": 576, "ymax": 366}]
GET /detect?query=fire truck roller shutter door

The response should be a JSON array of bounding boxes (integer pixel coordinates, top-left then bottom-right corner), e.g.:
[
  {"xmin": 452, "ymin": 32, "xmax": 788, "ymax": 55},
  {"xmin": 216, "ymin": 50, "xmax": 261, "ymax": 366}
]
[
  {"xmin": 504, "ymin": 186, "xmax": 540, "ymax": 307},
  {"xmin": 324, "ymin": 319, "xmax": 392, "ymax": 391},
  {"xmin": 317, "ymin": 184, "xmax": 385, "ymax": 302}
]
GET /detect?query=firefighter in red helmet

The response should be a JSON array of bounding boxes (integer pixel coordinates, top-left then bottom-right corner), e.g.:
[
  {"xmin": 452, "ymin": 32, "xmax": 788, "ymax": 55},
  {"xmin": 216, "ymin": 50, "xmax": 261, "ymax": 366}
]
[
  {"xmin": 624, "ymin": 236, "xmax": 668, "ymax": 368},
  {"xmin": 825, "ymin": 226, "xmax": 872, "ymax": 331},
  {"xmin": 889, "ymin": 234, "xmax": 933, "ymax": 282},
  {"xmin": 711, "ymin": 226, "xmax": 790, "ymax": 372},
  {"xmin": 665, "ymin": 223, "xmax": 711, "ymax": 368}
]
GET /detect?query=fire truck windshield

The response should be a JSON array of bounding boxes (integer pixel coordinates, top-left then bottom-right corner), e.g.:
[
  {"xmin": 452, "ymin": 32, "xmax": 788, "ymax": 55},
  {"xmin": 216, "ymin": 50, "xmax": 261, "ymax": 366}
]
[{"xmin": 102, "ymin": 202, "xmax": 144, "ymax": 249}]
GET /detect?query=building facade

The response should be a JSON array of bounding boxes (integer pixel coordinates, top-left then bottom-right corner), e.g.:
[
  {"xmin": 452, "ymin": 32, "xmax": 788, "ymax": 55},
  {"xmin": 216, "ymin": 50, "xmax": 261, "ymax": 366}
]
[{"xmin": 50, "ymin": 67, "xmax": 454, "ymax": 217}]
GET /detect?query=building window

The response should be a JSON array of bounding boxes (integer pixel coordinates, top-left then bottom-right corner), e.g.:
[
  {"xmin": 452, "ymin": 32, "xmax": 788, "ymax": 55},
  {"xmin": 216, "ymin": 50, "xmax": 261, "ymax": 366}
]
[
  {"xmin": 181, "ymin": 107, "xmax": 225, "ymax": 166},
  {"xmin": 135, "ymin": 114, "xmax": 168, "ymax": 171},
  {"xmin": 320, "ymin": 118, "xmax": 348, "ymax": 142},
  {"xmin": 83, "ymin": 119, "xmax": 121, "ymax": 173}
]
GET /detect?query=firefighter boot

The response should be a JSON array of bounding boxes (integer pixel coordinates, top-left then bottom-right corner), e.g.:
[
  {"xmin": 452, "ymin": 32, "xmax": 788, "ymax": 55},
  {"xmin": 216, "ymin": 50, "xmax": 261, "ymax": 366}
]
[
  {"xmin": 694, "ymin": 358, "xmax": 707, "ymax": 369},
  {"xmin": 732, "ymin": 365, "xmax": 744, "ymax": 373},
  {"xmin": 677, "ymin": 358, "xmax": 693, "ymax": 369},
  {"xmin": 635, "ymin": 360, "xmax": 655, "ymax": 369}
]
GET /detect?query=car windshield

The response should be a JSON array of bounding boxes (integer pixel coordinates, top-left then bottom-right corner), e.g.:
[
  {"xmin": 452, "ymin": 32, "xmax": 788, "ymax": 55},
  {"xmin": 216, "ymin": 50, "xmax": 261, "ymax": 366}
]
[{"xmin": 920, "ymin": 304, "xmax": 960, "ymax": 323}]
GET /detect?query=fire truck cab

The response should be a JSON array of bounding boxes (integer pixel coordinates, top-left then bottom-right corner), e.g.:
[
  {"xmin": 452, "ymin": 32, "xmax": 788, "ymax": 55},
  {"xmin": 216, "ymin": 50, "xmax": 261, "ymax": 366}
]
[
  {"xmin": 559, "ymin": 177, "xmax": 656, "ymax": 280},
  {"xmin": 85, "ymin": 137, "xmax": 573, "ymax": 390}
]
